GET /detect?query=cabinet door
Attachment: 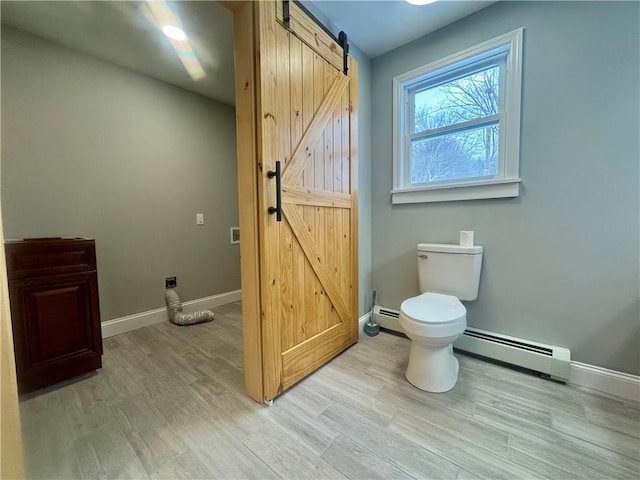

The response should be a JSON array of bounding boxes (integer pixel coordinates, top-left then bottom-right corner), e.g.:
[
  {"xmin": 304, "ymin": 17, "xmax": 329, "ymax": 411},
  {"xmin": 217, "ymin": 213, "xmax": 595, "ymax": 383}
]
[{"xmin": 9, "ymin": 271, "xmax": 102, "ymax": 393}]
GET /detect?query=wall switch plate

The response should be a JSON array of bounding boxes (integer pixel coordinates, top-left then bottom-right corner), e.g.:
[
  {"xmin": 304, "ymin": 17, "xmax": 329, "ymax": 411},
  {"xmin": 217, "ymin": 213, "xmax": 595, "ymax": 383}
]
[
  {"xmin": 165, "ymin": 276, "xmax": 177, "ymax": 289},
  {"xmin": 230, "ymin": 227, "xmax": 240, "ymax": 244},
  {"xmin": 196, "ymin": 213, "xmax": 204, "ymax": 225}
]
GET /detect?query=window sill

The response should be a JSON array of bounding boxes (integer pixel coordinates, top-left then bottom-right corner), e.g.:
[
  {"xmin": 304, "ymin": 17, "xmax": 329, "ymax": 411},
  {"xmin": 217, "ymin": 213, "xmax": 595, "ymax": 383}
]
[{"xmin": 391, "ymin": 178, "xmax": 521, "ymax": 204}]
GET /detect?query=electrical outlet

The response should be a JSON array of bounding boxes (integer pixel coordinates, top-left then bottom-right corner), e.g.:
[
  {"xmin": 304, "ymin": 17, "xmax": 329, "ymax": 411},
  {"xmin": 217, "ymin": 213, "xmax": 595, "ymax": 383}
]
[
  {"xmin": 196, "ymin": 213, "xmax": 204, "ymax": 225},
  {"xmin": 165, "ymin": 276, "xmax": 177, "ymax": 289}
]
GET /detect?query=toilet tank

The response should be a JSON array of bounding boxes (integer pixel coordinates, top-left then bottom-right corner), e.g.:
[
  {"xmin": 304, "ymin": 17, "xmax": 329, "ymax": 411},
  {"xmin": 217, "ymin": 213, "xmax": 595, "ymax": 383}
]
[{"xmin": 417, "ymin": 243, "xmax": 483, "ymax": 301}]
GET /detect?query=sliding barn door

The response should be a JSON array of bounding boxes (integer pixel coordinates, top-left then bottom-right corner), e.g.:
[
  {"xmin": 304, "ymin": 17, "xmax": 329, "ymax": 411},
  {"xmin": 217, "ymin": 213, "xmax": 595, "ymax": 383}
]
[{"xmin": 250, "ymin": 1, "xmax": 359, "ymax": 402}]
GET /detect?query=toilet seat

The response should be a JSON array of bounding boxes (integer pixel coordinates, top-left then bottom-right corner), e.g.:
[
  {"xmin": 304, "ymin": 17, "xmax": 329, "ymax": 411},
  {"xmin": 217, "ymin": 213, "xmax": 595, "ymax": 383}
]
[
  {"xmin": 399, "ymin": 292, "xmax": 466, "ymax": 340},
  {"xmin": 401, "ymin": 292, "xmax": 465, "ymax": 324}
]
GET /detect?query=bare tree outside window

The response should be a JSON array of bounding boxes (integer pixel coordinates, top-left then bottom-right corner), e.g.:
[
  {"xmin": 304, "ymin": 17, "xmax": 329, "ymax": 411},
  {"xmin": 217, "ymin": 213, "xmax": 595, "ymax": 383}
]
[{"xmin": 410, "ymin": 66, "xmax": 500, "ymax": 184}]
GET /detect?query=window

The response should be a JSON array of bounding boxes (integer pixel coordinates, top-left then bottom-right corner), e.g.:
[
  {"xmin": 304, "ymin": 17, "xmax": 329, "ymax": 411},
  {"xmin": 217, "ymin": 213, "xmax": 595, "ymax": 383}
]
[{"xmin": 392, "ymin": 29, "xmax": 523, "ymax": 203}]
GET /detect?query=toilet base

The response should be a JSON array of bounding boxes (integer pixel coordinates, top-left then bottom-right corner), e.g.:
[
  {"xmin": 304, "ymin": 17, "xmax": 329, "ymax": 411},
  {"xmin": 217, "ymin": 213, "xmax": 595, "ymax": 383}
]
[{"xmin": 405, "ymin": 342, "xmax": 460, "ymax": 393}]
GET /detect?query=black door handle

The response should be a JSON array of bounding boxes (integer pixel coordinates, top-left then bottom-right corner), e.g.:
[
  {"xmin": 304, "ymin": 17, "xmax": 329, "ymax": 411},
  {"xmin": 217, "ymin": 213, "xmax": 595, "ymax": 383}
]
[{"xmin": 267, "ymin": 161, "xmax": 282, "ymax": 221}]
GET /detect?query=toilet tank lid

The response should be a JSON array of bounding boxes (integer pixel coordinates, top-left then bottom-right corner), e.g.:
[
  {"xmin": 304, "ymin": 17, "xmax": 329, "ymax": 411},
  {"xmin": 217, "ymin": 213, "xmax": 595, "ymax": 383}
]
[{"xmin": 417, "ymin": 243, "xmax": 483, "ymax": 254}]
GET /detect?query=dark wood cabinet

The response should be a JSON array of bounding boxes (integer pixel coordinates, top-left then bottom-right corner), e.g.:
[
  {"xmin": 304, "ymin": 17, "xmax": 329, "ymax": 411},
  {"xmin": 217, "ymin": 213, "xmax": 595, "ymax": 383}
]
[{"xmin": 5, "ymin": 238, "xmax": 103, "ymax": 393}]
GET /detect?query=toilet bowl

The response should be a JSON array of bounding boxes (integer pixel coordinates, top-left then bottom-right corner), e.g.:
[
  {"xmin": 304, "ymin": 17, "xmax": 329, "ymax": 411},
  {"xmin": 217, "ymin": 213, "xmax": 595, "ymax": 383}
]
[
  {"xmin": 400, "ymin": 241, "xmax": 482, "ymax": 392},
  {"xmin": 399, "ymin": 292, "xmax": 467, "ymax": 393}
]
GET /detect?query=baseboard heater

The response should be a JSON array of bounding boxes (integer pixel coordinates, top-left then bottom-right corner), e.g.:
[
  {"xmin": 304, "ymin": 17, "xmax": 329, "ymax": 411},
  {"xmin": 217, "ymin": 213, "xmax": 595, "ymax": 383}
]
[{"xmin": 373, "ymin": 305, "xmax": 571, "ymax": 382}]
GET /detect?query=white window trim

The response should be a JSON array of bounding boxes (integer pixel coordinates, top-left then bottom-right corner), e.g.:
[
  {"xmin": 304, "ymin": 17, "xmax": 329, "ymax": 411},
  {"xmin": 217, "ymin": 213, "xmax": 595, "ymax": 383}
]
[{"xmin": 392, "ymin": 28, "xmax": 524, "ymax": 204}]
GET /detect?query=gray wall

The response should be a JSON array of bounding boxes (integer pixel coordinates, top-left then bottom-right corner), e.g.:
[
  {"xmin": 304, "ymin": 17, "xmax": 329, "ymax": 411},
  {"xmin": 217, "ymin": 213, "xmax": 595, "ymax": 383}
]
[
  {"xmin": 352, "ymin": 42, "xmax": 373, "ymax": 317},
  {"xmin": 371, "ymin": 2, "xmax": 639, "ymax": 374},
  {"xmin": 1, "ymin": 26, "xmax": 241, "ymax": 321},
  {"xmin": 302, "ymin": 1, "xmax": 373, "ymax": 317}
]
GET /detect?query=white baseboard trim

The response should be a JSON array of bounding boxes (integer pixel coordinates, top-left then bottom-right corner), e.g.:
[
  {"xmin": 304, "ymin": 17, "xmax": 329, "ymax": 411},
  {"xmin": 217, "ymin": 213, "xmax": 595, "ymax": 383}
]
[
  {"xmin": 182, "ymin": 290, "xmax": 242, "ymax": 313},
  {"xmin": 101, "ymin": 289, "xmax": 242, "ymax": 338},
  {"xmin": 569, "ymin": 362, "xmax": 640, "ymax": 403},
  {"xmin": 101, "ymin": 306, "xmax": 167, "ymax": 339},
  {"xmin": 358, "ymin": 312, "xmax": 371, "ymax": 337}
]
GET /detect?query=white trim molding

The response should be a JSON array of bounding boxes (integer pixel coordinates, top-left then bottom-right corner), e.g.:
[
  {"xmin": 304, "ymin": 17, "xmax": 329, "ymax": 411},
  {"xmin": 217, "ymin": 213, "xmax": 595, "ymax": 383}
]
[
  {"xmin": 101, "ymin": 289, "xmax": 242, "ymax": 338},
  {"xmin": 392, "ymin": 177, "xmax": 521, "ymax": 204},
  {"xmin": 569, "ymin": 362, "xmax": 640, "ymax": 403},
  {"xmin": 358, "ymin": 312, "xmax": 371, "ymax": 337}
]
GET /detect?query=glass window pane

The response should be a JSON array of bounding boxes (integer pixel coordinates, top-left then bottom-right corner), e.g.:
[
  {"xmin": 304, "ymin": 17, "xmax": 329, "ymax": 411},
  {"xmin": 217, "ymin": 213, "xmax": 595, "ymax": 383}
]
[
  {"xmin": 414, "ymin": 65, "xmax": 499, "ymax": 133},
  {"xmin": 410, "ymin": 125, "xmax": 499, "ymax": 184}
]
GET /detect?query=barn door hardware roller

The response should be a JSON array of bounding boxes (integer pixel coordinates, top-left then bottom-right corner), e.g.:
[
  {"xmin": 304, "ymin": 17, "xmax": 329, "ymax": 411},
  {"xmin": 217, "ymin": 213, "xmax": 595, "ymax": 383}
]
[
  {"xmin": 283, "ymin": 0, "xmax": 291, "ymax": 27},
  {"xmin": 282, "ymin": 1, "xmax": 350, "ymax": 76},
  {"xmin": 338, "ymin": 31, "xmax": 349, "ymax": 76}
]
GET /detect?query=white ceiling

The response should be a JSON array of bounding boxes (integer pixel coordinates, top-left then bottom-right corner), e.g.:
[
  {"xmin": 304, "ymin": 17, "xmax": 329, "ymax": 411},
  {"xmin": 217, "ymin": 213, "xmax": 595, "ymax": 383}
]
[
  {"xmin": 0, "ymin": 1, "xmax": 236, "ymax": 105},
  {"xmin": 310, "ymin": 0, "xmax": 496, "ymax": 58},
  {"xmin": 0, "ymin": 1, "xmax": 495, "ymax": 104}
]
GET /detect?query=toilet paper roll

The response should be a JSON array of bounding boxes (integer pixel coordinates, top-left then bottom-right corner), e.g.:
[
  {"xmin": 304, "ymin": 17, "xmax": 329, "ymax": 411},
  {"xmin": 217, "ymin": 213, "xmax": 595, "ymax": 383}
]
[{"xmin": 460, "ymin": 231, "xmax": 474, "ymax": 247}]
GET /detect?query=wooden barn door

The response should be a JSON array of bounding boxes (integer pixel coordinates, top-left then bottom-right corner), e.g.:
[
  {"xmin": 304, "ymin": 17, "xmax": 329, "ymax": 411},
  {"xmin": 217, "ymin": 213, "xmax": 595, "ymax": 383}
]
[{"xmin": 249, "ymin": 1, "xmax": 359, "ymax": 402}]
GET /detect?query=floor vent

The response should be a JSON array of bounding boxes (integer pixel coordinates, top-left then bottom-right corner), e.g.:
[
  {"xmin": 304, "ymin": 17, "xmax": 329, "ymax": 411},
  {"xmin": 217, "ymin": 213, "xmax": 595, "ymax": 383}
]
[{"xmin": 373, "ymin": 305, "xmax": 571, "ymax": 382}]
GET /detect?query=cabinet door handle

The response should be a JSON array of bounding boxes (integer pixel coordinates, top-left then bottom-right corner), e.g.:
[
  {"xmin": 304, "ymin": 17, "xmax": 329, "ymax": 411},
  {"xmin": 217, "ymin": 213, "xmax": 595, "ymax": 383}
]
[{"xmin": 267, "ymin": 161, "xmax": 282, "ymax": 222}]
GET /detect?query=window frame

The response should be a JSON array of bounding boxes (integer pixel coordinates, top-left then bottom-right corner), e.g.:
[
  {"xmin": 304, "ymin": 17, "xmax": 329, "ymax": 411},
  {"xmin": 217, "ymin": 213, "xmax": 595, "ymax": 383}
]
[{"xmin": 392, "ymin": 28, "xmax": 524, "ymax": 204}]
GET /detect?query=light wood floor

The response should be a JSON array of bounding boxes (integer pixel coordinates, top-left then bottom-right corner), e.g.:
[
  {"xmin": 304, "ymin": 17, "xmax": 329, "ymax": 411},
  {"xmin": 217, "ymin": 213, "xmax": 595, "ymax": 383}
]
[{"xmin": 19, "ymin": 302, "xmax": 640, "ymax": 479}]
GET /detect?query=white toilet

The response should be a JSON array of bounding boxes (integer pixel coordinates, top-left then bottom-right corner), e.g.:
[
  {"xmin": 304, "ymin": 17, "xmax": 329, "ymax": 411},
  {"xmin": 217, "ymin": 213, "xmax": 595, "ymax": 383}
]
[{"xmin": 399, "ymin": 242, "xmax": 483, "ymax": 393}]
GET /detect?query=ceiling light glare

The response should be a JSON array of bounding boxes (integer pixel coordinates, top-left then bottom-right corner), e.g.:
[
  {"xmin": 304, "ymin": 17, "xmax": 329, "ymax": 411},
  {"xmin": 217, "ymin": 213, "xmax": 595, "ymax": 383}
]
[
  {"xmin": 406, "ymin": 0, "xmax": 438, "ymax": 5},
  {"xmin": 162, "ymin": 25, "xmax": 187, "ymax": 41}
]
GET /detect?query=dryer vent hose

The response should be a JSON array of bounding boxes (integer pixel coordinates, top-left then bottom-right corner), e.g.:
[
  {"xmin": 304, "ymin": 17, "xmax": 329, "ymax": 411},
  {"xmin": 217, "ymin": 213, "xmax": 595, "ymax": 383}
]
[{"xmin": 165, "ymin": 289, "xmax": 214, "ymax": 326}]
